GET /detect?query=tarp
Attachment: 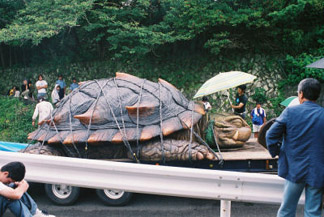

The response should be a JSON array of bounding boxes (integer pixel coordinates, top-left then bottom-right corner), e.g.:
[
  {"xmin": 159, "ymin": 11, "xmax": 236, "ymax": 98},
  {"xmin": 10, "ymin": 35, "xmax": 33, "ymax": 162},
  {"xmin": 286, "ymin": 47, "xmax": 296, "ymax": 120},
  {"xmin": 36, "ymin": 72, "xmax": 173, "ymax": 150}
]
[
  {"xmin": 0, "ymin": 141, "xmax": 28, "ymax": 152},
  {"xmin": 306, "ymin": 58, "xmax": 324, "ymax": 69}
]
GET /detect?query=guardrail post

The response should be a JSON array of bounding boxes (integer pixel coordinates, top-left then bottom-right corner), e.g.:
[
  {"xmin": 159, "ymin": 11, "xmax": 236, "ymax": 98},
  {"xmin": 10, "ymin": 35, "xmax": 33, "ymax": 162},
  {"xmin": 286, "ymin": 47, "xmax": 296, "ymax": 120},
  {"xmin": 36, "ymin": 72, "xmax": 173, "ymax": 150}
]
[{"xmin": 220, "ymin": 200, "xmax": 231, "ymax": 217}]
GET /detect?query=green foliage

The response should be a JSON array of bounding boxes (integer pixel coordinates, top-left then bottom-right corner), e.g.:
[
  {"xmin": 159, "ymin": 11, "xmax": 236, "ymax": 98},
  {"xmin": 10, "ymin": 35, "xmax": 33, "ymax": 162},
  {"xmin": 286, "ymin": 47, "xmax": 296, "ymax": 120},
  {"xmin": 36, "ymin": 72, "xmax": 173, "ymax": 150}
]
[
  {"xmin": 1, "ymin": 0, "xmax": 324, "ymax": 63},
  {"xmin": 283, "ymin": 51, "xmax": 324, "ymax": 87},
  {"xmin": 251, "ymin": 88, "xmax": 267, "ymax": 104},
  {"xmin": 0, "ymin": 97, "xmax": 35, "ymax": 143},
  {"xmin": 269, "ymin": 95, "xmax": 285, "ymax": 117},
  {"xmin": 0, "ymin": 0, "xmax": 94, "ymax": 45}
]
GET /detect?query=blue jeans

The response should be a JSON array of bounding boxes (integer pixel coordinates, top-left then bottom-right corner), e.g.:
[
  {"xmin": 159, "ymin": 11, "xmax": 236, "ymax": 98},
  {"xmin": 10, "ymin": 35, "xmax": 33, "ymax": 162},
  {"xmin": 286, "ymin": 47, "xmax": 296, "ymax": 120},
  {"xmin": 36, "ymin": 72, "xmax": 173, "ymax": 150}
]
[
  {"xmin": 37, "ymin": 92, "xmax": 47, "ymax": 100},
  {"xmin": 277, "ymin": 180, "xmax": 323, "ymax": 217},
  {"xmin": 0, "ymin": 192, "xmax": 37, "ymax": 217}
]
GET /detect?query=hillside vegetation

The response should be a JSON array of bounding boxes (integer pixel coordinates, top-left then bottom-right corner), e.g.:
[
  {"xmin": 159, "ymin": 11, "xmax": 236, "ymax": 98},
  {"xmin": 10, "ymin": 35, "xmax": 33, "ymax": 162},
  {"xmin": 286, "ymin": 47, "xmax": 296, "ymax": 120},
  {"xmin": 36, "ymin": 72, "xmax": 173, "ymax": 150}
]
[
  {"xmin": 0, "ymin": 0, "xmax": 324, "ymax": 142},
  {"xmin": 0, "ymin": 97, "xmax": 35, "ymax": 143}
]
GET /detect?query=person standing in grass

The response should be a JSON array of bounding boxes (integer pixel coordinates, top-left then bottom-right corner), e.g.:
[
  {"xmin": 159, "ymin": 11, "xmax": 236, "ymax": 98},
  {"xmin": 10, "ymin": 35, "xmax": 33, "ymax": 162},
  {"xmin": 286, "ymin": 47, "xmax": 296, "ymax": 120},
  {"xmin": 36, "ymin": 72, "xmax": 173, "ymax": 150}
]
[
  {"xmin": 55, "ymin": 75, "xmax": 66, "ymax": 100},
  {"xmin": 32, "ymin": 97, "xmax": 53, "ymax": 127},
  {"xmin": 35, "ymin": 75, "xmax": 48, "ymax": 100},
  {"xmin": 69, "ymin": 77, "xmax": 79, "ymax": 91}
]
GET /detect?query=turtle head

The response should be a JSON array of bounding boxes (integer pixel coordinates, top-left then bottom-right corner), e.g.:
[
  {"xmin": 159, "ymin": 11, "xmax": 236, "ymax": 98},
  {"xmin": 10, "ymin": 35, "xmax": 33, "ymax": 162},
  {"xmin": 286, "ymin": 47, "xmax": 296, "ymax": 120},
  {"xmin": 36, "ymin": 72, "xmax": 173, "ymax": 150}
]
[{"xmin": 211, "ymin": 113, "xmax": 251, "ymax": 148}]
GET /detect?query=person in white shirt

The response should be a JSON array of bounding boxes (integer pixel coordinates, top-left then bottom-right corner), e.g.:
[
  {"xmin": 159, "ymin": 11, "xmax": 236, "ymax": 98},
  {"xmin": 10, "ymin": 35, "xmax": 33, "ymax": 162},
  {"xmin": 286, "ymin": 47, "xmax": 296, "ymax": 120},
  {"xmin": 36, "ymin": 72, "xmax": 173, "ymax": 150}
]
[
  {"xmin": 32, "ymin": 97, "xmax": 54, "ymax": 126},
  {"xmin": 51, "ymin": 84, "xmax": 61, "ymax": 106},
  {"xmin": 0, "ymin": 161, "xmax": 55, "ymax": 217},
  {"xmin": 202, "ymin": 96, "xmax": 212, "ymax": 111},
  {"xmin": 35, "ymin": 74, "xmax": 48, "ymax": 100}
]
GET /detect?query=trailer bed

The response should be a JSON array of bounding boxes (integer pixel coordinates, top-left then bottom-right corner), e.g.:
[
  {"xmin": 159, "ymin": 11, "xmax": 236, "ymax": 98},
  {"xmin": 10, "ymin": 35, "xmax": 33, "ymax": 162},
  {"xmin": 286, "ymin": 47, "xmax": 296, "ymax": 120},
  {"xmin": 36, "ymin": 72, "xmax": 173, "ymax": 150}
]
[{"xmin": 221, "ymin": 138, "xmax": 273, "ymax": 161}]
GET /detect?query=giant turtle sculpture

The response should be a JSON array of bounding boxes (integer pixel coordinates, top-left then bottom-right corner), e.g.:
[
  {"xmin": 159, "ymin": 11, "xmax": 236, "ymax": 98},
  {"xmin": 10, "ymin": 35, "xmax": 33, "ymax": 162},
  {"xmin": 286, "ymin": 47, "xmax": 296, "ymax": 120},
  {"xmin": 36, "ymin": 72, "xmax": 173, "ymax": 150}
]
[{"xmin": 26, "ymin": 72, "xmax": 218, "ymax": 162}]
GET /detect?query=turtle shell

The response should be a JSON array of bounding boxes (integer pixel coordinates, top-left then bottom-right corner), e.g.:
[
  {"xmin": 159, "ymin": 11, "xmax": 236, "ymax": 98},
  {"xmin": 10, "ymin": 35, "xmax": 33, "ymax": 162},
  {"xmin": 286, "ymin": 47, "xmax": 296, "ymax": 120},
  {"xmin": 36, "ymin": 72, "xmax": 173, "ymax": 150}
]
[{"xmin": 28, "ymin": 73, "xmax": 205, "ymax": 145}]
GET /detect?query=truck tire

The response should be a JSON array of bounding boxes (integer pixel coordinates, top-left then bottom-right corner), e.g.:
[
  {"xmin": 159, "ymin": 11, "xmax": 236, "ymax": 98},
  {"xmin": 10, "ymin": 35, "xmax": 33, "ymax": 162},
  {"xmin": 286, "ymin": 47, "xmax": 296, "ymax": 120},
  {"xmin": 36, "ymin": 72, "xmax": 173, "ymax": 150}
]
[
  {"xmin": 96, "ymin": 189, "xmax": 133, "ymax": 206},
  {"xmin": 44, "ymin": 184, "xmax": 80, "ymax": 205}
]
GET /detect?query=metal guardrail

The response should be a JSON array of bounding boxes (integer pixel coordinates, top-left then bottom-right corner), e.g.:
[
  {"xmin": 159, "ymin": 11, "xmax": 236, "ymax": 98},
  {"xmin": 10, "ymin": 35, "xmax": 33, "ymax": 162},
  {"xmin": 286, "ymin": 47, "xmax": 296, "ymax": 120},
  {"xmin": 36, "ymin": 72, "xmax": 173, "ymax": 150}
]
[{"xmin": 0, "ymin": 151, "xmax": 304, "ymax": 217}]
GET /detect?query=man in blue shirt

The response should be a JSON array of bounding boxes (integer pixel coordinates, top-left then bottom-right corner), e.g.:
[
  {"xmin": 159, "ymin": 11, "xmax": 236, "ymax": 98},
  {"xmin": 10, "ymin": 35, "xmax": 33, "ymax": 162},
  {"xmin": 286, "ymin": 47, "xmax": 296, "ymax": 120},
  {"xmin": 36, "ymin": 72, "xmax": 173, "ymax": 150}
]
[
  {"xmin": 266, "ymin": 78, "xmax": 324, "ymax": 217},
  {"xmin": 69, "ymin": 77, "xmax": 79, "ymax": 91},
  {"xmin": 55, "ymin": 75, "xmax": 66, "ymax": 99}
]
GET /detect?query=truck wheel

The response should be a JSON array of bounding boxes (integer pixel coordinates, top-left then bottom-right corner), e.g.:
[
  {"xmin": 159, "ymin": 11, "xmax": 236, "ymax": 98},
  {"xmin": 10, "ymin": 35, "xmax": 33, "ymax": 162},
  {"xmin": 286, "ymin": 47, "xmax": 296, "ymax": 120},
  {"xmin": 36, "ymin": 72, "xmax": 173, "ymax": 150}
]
[
  {"xmin": 44, "ymin": 184, "xmax": 80, "ymax": 205},
  {"xmin": 96, "ymin": 189, "xmax": 133, "ymax": 206}
]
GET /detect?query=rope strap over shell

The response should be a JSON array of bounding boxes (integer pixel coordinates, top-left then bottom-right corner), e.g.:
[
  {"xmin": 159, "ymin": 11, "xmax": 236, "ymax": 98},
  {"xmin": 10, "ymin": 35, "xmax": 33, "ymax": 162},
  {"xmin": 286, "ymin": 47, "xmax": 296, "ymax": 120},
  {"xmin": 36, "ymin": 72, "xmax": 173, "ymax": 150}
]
[
  {"xmin": 136, "ymin": 79, "xmax": 146, "ymax": 159},
  {"xmin": 158, "ymin": 82, "xmax": 165, "ymax": 164},
  {"xmin": 97, "ymin": 78, "xmax": 140, "ymax": 163}
]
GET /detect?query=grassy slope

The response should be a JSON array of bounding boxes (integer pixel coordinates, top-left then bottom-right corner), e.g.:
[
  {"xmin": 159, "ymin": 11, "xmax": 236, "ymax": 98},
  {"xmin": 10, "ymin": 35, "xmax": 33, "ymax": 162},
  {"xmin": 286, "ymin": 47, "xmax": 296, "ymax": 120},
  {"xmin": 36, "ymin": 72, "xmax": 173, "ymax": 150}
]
[{"xmin": 0, "ymin": 97, "xmax": 35, "ymax": 143}]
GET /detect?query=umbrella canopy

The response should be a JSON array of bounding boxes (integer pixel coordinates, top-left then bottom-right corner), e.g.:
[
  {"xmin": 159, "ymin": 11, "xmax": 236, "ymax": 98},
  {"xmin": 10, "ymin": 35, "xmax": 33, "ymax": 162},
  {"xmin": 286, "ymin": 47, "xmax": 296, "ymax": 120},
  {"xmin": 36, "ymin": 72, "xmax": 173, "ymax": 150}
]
[
  {"xmin": 306, "ymin": 58, "xmax": 324, "ymax": 69},
  {"xmin": 193, "ymin": 71, "xmax": 256, "ymax": 99},
  {"xmin": 280, "ymin": 96, "xmax": 300, "ymax": 107}
]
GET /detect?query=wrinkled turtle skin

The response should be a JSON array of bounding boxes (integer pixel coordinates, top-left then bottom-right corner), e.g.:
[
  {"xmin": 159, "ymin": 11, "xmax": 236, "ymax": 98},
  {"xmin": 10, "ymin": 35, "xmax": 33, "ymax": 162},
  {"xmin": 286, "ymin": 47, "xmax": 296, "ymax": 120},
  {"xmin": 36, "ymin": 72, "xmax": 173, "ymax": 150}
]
[
  {"xmin": 211, "ymin": 113, "xmax": 251, "ymax": 148},
  {"xmin": 27, "ymin": 73, "xmax": 217, "ymax": 161}
]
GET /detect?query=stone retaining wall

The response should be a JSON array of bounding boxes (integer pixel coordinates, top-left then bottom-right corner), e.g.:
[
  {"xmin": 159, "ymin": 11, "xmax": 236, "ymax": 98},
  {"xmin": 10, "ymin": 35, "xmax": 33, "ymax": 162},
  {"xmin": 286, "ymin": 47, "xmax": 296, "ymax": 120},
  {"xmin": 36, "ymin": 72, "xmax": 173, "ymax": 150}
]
[{"xmin": 2, "ymin": 55, "xmax": 323, "ymax": 120}]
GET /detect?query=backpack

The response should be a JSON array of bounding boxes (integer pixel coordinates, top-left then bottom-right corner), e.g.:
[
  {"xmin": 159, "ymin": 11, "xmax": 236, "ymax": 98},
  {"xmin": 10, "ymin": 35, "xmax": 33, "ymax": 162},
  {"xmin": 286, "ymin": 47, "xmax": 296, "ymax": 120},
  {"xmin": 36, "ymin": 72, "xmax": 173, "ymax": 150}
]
[{"xmin": 252, "ymin": 110, "xmax": 262, "ymax": 125}]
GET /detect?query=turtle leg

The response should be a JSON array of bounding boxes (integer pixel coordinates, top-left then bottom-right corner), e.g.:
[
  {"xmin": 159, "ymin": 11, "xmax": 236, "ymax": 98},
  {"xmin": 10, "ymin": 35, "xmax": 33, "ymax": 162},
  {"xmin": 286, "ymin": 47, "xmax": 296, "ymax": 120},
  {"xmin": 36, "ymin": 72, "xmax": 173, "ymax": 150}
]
[
  {"xmin": 132, "ymin": 139, "xmax": 216, "ymax": 161},
  {"xmin": 21, "ymin": 142, "xmax": 63, "ymax": 156}
]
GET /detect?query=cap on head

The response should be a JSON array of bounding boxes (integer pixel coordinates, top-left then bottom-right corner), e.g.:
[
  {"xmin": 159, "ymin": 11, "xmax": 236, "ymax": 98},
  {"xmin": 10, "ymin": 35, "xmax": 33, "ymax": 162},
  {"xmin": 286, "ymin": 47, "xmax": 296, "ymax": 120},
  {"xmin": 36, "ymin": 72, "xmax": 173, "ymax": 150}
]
[{"xmin": 237, "ymin": 84, "xmax": 246, "ymax": 91}]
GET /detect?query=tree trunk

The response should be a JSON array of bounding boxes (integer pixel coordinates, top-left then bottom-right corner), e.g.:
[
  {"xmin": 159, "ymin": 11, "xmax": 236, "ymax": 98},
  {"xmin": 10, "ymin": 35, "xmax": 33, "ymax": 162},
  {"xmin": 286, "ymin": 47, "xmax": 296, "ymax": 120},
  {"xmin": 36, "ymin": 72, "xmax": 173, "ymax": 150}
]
[
  {"xmin": 0, "ymin": 43, "xmax": 5, "ymax": 68},
  {"xmin": 14, "ymin": 47, "xmax": 18, "ymax": 66},
  {"xmin": 9, "ymin": 46, "xmax": 12, "ymax": 68},
  {"xmin": 71, "ymin": 28, "xmax": 81, "ymax": 55}
]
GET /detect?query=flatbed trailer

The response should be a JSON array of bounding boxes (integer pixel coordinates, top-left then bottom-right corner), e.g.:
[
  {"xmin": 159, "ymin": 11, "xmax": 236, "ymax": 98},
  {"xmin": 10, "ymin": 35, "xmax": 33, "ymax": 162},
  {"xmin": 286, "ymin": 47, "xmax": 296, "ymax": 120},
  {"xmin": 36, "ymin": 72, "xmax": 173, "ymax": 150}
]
[{"xmin": 0, "ymin": 139, "xmax": 277, "ymax": 206}]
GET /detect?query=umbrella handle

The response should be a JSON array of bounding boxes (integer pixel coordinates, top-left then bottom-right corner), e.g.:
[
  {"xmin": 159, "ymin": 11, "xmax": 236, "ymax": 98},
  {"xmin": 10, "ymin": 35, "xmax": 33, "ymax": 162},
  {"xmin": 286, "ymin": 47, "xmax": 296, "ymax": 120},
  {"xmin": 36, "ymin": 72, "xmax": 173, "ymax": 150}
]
[{"xmin": 227, "ymin": 93, "xmax": 234, "ymax": 112}]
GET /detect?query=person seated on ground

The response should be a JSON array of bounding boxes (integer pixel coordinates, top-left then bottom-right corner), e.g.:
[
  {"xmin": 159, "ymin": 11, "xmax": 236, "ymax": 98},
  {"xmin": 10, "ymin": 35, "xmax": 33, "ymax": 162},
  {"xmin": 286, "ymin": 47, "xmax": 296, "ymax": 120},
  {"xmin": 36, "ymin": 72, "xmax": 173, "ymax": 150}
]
[
  {"xmin": 21, "ymin": 79, "xmax": 31, "ymax": 99},
  {"xmin": 51, "ymin": 84, "xmax": 61, "ymax": 107},
  {"xmin": 14, "ymin": 88, "xmax": 20, "ymax": 97},
  {"xmin": 231, "ymin": 85, "xmax": 248, "ymax": 119},
  {"xmin": 7, "ymin": 86, "xmax": 19, "ymax": 97},
  {"xmin": 28, "ymin": 79, "xmax": 35, "ymax": 100},
  {"xmin": 69, "ymin": 77, "xmax": 79, "ymax": 91},
  {"xmin": 55, "ymin": 75, "xmax": 66, "ymax": 100},
  {"xmin": 250, "ymin": 102, "xmax": 266, "ymax": 138},
  {"xmin": 0, "ymin": 161, "xmax": 55, "ymax": 217},
  {"xmin": 32, "ymin": 97, "xmax": 54, "ymax": 127}
]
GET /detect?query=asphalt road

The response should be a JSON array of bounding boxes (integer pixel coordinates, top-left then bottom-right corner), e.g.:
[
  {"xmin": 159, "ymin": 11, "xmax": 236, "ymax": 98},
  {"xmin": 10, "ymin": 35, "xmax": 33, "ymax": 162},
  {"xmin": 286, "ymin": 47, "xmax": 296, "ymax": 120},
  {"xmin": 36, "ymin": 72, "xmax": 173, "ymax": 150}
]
[{"xmin": 4, "ymin": 183, "xmax": 304, "ymax": 217}]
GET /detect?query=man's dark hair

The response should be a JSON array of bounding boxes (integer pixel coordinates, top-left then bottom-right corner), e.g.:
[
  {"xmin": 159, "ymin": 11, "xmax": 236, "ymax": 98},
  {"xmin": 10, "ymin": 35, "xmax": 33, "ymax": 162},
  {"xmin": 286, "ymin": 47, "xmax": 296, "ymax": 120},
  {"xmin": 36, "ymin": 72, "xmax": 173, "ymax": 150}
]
[
  {"xmin": 256, "ymin": 102, "xmax": 261, "ymax": 105},
  {"xmin": 298, "ymin": 78, "xmax": 321, "ymax": 101},
  {"xmin": 237, "ymin": 84, "xmax": 246, "ymax": 92},
  {"xmin": 58, "ymin": 74, "xmax": 63, "ymax": 78},
  {"xmin": 72, "ymin": 77, "xmax": 76, "ymax": 81},
  {"xmin": 1, "ymin": 162, "xmax": 25, "ymax": 181},
  {"xmin": 38, "ymin": 96, "xmax": 47, "ymax": 102}
]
